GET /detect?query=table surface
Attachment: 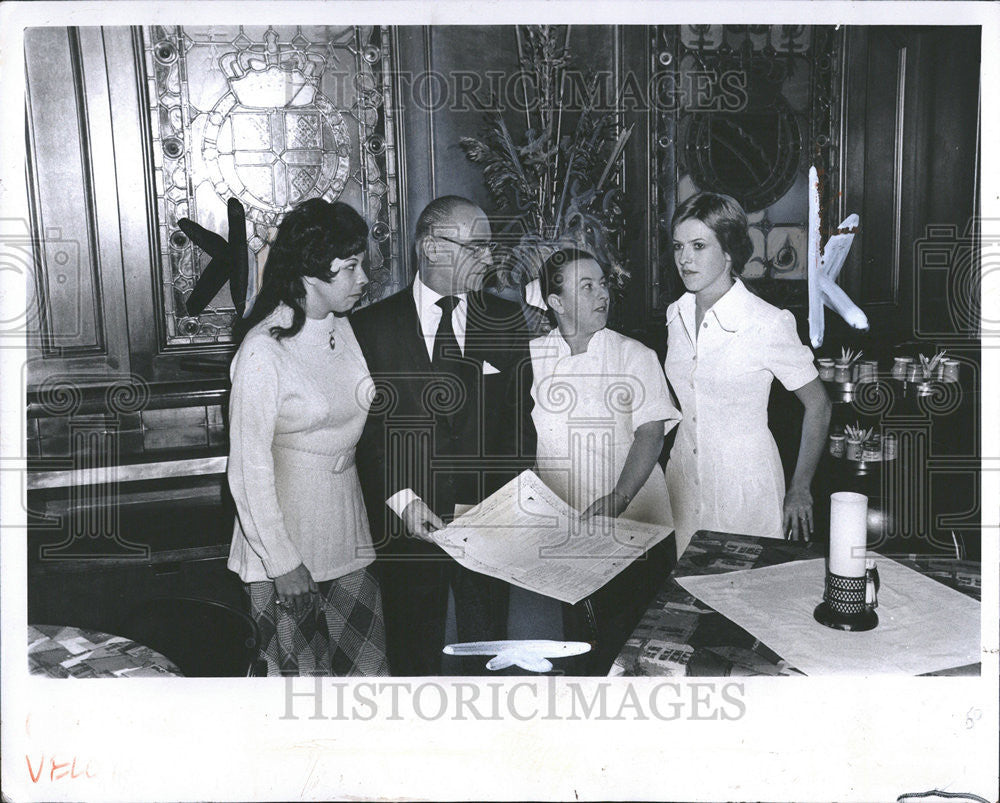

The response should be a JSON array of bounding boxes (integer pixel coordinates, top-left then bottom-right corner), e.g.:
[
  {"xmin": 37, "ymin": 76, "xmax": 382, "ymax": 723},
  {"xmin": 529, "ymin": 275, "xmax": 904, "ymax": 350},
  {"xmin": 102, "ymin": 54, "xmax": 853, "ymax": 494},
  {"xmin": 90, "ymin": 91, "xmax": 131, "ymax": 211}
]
[
  {"xmin": 28, "ymin": 624, "xmax": 183, "ymax": 678},
  {"xmin": 611, "ymin": 531, "xmax": 981, "ymax": 677}
]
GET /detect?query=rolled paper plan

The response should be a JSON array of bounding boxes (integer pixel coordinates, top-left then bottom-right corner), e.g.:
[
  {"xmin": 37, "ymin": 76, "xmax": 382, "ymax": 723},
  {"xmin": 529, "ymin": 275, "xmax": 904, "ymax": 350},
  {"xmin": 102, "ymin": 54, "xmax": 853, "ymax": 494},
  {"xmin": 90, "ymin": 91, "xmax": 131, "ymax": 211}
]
[{"xmin": 829, "ymin": 492, "xmax": 868, "ymax": 576}]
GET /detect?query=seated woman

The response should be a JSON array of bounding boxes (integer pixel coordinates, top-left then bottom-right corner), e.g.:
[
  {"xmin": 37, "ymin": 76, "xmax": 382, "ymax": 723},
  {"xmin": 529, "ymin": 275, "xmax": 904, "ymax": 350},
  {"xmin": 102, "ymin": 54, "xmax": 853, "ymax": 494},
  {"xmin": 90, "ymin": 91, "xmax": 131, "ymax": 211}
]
[
  {"xmin": 227, "ymin": 198, "xmax": 389, "ymax": 676},
  {"xmin": 664, "ymin": 192, "xmax": 832, "ymax": 557},
  {"xmin": 531, "ymin": 248, "xmax": 681, "ymax": 527}
]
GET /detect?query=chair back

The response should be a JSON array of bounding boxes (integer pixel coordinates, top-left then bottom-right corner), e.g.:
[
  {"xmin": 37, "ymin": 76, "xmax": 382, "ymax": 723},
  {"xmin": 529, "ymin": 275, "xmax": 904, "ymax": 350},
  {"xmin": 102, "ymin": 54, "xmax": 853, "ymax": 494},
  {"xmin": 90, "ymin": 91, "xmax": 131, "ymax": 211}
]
[{"xmin": 118, "ymin": 596, "xmax": 260, "ymax": 677}]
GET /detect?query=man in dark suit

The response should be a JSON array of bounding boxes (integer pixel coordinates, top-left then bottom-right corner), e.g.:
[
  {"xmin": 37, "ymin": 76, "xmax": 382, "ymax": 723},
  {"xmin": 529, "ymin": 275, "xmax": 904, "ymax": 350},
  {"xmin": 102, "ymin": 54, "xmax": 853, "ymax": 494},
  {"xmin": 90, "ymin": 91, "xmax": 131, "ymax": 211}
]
[{"xmin": 351, "ymin": 195, "xmax": 536, "ymax": 675}]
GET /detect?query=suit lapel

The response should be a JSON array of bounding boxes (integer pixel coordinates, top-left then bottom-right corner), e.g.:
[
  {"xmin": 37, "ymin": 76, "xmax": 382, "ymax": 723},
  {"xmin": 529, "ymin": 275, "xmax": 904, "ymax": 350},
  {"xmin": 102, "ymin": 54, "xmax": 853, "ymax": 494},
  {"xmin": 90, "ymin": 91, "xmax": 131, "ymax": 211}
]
[
  {"xmin": 467, "ymin": 291, "xmax": 514, "ymax": 368},
  {"xmin": 395, "ymin": 288, "xmax": 433, "ymax": 372}
]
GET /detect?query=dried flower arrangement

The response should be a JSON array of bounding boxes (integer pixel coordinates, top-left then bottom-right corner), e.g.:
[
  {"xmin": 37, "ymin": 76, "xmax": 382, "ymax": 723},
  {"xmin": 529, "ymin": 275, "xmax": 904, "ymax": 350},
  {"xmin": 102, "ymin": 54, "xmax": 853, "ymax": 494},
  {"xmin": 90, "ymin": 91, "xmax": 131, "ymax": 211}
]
[
  {"xmin": 844, "ymin": 423, "xmax": 875, "ymax": 445},
  {"xmin": 459, "ymin": 25, "xmax": 633, "ymax": 296},
  {"xmin": 838, "ymin": 346, "xmax": 863, "ymax": 366},
  {"xmin": 918, "ymin": 350, "xmax": 948, "ymax": 380}
]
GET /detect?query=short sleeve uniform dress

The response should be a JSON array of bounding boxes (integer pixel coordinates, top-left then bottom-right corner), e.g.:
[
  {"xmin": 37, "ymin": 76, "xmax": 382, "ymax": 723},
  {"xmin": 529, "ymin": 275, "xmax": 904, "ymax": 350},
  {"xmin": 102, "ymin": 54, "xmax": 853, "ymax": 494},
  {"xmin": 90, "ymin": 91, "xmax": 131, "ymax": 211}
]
[
  {"xmin": 227, "ymin": 304, "xmax": 389, "ymax": 676},
  {"xmin": 531, "ymin": 327, "xmax": 681, "ymax": 524},
  {"xmin": 663, "ymin": 280, "xmax": 818, "ymax": 558}
]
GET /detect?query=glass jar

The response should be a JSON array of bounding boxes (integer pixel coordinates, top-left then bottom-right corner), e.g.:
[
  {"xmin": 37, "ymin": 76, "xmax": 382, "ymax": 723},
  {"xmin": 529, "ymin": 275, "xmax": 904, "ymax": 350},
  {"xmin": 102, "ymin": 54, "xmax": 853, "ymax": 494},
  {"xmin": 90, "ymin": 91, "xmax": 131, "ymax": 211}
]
[
  {"xmin": 817, "ymin": 358, "xmax": 835, "ymax": 381},
  {"xmin": 862, "ymin": 437, "xmax": 881, "ymax": 462},
  {"xmin": 845, "ymin": 438, "xmax": 863, "ymax": 461},
  {"xmin": 892, "ymin": 357, "xmax": 913, "ymax": 381},
  {"xmin": 829, "ymin": 434, "xmax": 846, "ymax": 458},
  {"xmin": 856, "ymin": 360, "xmax": 878, "ymax": 383},
  {"xmin": 941, "ymin": 358, "xmax": 960, "ymax": 383}
]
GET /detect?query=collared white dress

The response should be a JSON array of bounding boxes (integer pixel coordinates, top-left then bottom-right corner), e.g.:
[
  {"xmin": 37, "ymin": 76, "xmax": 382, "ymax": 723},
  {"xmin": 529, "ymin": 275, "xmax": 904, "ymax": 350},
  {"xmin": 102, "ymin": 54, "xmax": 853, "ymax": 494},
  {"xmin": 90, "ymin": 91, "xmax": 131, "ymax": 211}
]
[
  {"xmin": 664, "ymin": 280, "xmax": 818, "ymax": 557},
  {"xmin": 530, "ymin": 327, "xmax": 681, "ymax": 525}
]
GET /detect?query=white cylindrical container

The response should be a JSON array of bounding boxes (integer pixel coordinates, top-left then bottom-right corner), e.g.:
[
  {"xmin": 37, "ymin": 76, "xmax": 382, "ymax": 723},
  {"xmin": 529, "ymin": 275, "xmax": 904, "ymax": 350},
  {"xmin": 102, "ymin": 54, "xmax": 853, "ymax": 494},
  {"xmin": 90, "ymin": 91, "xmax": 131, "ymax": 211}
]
[
  {"xmin": 829, "ymin": 492, "xmax": 868, "ymax": 577},
  {"xmin": 856, "ymin": 360, "xmax": 878, "ymax": 383},
  {"xmin": 845, "ymin": 438, "xmax": 862, "ymax": 461},
  {"xmin": 941, "ymin": 358, "xmax": 960, "ymax": 383},
  {"xmin": 891, "ymin": 356, "xmax": 912, "ymax": 381}
]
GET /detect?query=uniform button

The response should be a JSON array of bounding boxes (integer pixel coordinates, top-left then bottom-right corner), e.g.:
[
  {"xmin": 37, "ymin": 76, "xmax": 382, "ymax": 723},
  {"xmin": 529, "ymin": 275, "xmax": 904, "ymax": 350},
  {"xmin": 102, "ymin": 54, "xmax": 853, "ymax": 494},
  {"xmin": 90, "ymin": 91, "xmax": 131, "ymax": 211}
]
[
  {"xmin": 702, "ymin": 322, "xmax": 708, "ymax": 329},
  {"xmin": 691, "ymin": 355, "xmax": 696, "ymax": 361},
  {"xmin": 693, "ymin": 448, "xmax": 697, "ymax": 454},
  {"xmin": 692, "ymin": 416, "xmax": 697, "ymax": 423}
]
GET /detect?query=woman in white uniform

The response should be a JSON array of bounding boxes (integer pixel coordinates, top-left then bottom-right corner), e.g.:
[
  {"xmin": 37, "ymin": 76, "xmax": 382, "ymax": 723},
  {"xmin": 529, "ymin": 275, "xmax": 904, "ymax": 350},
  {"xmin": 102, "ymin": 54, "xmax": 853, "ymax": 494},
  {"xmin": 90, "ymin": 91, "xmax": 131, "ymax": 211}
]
[
  {"xmin": 664, "ymin": 192, "xmax": 832, "ymax": 558},
  {"xmin": 531, "ymin": 248, "xmax": 681, "ymax": 526},
  {"xmin": 228, "ymin": 198, "xmax": 389, "ymax": 676}
]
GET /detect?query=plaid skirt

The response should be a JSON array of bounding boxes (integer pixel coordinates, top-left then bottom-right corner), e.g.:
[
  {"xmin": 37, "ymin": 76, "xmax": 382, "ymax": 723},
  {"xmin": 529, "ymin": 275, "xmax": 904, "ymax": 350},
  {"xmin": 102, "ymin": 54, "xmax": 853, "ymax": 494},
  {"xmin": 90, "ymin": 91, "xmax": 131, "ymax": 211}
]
[{"xmin": 246, "ymin": 566, "xmax": 390, "ymax": 677}]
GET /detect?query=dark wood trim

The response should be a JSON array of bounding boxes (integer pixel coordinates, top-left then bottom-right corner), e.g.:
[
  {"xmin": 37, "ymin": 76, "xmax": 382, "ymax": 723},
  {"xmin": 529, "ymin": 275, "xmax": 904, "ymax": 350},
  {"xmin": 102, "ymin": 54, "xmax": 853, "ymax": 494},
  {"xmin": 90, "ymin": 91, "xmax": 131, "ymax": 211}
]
[
  {"xmin": 24, "ymin": 92, "xmax": 48, "ymax": 349},
  {"xmin": 24, "ymin": 26, "xmax": 134, "ymax": 383},
  {"xmin": 63, "ymin": 27, "xmax": 108, "ymax": 359},
  {"xmin": 424, "ymin": 25, "xmax": 437, "ymax": 201},
  {"xmin": 889, "ymin": 41, "xmax": 906, "ymax": 308},
  {"xmin": 834, "ymin": 26, "xmax": 849, "ymax": 226},
  {"xmin": 127, "ymin": 25, "xmax": 169, "ymax": 376},
  {"xmin": 27, "ymin": 378, "xmax": 229, "ymax": 418},
  {"xmin": 390, "ymin": 26, "xmax": 413, "ymax": 287},
  {"xmin": 28, "ymin": 544, "xmax": 230, "ymax": 572},
  {"xmin": 840, "ymin": 26, "xmax": 866, "ymax": 304}
]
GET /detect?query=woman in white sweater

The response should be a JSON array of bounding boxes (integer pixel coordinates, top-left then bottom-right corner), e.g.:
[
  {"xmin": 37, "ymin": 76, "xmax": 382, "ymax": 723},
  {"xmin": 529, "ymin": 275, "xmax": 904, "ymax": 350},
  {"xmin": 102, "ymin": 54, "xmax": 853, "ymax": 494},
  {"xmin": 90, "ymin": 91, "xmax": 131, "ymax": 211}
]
[{"xmin": 227, "ymin": 199, "xmax": 389, "ymax": 676}]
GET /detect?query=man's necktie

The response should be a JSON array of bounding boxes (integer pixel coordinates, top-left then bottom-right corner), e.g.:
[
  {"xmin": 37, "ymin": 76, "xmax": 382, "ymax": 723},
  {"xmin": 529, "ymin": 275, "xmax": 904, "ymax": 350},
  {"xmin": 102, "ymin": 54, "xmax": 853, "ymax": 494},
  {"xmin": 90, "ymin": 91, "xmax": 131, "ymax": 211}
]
[{"xmin": 432, "ymin": 295, "xmax": 461, "ymax": 370}]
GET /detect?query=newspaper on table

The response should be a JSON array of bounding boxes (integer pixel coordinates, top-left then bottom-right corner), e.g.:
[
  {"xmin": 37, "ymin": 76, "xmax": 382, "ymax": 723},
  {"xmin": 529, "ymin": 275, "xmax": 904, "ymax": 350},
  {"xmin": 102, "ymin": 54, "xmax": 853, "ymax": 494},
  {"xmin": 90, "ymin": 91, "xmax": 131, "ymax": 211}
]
[{"xmin": 431, "ymin": 470, "xmax": 673, "ymax": 605}]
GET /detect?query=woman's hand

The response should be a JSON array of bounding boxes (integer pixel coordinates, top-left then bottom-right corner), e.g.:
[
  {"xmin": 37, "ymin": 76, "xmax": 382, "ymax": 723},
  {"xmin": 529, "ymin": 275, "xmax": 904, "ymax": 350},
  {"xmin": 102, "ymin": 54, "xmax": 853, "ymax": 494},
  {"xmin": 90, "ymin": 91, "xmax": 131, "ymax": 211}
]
[
  {"xmin": 581, "ymin": 491, "xmax": 629, "ymax": 521},
  {"xmin": 580, "ymin": 421, "xmax": 662, "ymax": 525},
  {"xmin": 786, "ymin": 378, "xmax": 831, "ymax": 543},
  {"xmin": 273, "ymin": 563, "xmax": 318, "ymax": 617},
  {"xmin": 783, "ymin": 485, "xmax": 814, "ymax": 542}
]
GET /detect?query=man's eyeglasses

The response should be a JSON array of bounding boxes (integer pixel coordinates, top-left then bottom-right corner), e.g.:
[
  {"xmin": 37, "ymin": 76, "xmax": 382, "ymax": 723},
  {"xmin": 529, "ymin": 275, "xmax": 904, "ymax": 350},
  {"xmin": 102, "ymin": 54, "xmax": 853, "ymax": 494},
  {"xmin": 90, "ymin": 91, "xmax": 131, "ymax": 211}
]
[{"xmin": 433, "ymin": 234, "xmax": 498, "ymax": 257}]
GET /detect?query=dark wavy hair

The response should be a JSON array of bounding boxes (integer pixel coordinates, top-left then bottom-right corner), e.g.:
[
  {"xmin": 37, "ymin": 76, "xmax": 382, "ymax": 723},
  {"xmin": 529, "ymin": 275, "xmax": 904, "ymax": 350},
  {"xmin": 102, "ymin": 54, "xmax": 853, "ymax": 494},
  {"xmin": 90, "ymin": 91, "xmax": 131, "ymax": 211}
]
[
  {"xmin": 236, "ymin": 198, "xmax": 368, "ymax": 341},
  {"xmin": 671, "ymin": 192, "xmax": 753, "ymax": 276},
  {"xmin": 539, "ymin": 247, "xmax": 602, "ymax": 328}
]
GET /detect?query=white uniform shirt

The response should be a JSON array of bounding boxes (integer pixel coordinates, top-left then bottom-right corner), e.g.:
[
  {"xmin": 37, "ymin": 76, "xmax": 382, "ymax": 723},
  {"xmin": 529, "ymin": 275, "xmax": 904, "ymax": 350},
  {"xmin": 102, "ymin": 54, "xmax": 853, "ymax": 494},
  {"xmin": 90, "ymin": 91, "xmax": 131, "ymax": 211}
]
[
  {"xmin": 531, "ymin": 327, "xmax": 680, "ymax": 524},
  {"xmin": 664, "ymin": 279, "xmax": 818, "ymax": 557}
]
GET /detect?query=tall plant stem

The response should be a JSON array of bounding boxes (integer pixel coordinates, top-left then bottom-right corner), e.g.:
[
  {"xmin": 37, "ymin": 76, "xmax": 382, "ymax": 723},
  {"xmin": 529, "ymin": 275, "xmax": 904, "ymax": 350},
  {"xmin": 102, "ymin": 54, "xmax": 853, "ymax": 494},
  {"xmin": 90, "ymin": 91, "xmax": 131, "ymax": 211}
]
[
  {"xmin": 540, "ymin": 36, "xmax": 550, "ymax": 229},
  {"xmin": 553, "ymin": 147, "xmax": 577, "ymax": 238},
  {"xmin": 515, "ymin": 26, "xmax": 533, "ymax": 136},
  {"xmin": 552, "ymin": 25, "xmax": 571, "ymax": 223},
  {"xmin": 595, "ymin": 122, "xmax": 635, "ymax": 193}
]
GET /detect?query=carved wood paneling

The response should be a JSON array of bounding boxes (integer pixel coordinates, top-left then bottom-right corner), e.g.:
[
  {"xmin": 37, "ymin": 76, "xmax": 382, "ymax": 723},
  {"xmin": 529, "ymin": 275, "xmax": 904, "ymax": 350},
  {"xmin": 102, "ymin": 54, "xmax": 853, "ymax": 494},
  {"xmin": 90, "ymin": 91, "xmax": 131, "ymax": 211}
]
[
  {"xmin": 841, "ymin": 27, "xmax": 979, "ymax": 346},
  {"xmin": 25, "ymin": 25, "xmax": 407, "ymax": 393},
  {"xmin": 25, "ymin": 27, "xmax": 132, "ymax": 383}
]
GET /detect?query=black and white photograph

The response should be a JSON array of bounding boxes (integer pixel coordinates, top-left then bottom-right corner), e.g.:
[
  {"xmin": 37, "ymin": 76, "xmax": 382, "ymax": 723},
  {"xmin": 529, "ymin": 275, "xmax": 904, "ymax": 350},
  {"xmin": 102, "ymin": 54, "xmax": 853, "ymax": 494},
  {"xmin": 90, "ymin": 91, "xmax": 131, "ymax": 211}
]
[{"xmin": 1, "ymin": 2, "xmax": 997, "ymax": 801}]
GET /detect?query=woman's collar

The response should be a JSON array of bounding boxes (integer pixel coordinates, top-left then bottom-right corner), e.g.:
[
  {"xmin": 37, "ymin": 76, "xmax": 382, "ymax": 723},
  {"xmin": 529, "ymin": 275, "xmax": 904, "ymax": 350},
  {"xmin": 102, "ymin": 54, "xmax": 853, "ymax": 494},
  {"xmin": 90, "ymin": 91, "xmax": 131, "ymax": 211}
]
[
  {"xmin": 708, "ymin": 278, "xmax": 753, "ymax": 332},
  {"xmin": 665, "ymin": 279, "xmax": 752, "ymax": 333},
  {"xmin": 552, "ymin": 325, "xmax": 608, "ymax": 356}
]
